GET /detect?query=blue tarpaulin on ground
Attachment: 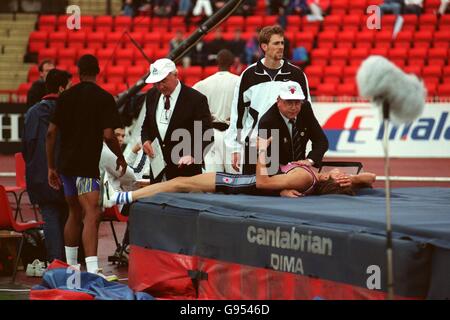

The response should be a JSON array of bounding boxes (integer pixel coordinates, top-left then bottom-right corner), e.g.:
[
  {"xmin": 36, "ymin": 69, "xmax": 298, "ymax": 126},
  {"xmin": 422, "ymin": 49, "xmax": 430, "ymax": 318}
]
[{"xmin": 32, "ymin": 268, "xmax": 154, "ymax": 300}]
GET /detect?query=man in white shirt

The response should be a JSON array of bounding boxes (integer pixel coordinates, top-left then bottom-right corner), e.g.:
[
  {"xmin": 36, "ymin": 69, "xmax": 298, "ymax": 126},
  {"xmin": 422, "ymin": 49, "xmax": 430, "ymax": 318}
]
[{"xmin": 193, "ymin": 49, "xmax": 240, "ymax": 172}]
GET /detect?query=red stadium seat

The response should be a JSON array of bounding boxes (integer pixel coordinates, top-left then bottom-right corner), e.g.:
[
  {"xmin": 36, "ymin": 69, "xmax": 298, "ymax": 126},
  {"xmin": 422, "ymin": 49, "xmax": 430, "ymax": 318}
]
[
  {"xmin": 48, "ymin": 31, "xmax": 67, "ymax": 49},
  {"xmin": 388, "ymin": 48, "xmax": 408, "ymax": 60},
  {"xmin": 38, "ymin": 15, "xmax": 56, "ymax": 31},
  {"xmin": 28, "ymin": 65, "xmax": 39, "ymax": 82},
  {"xmin": 106, "ymin": 65, "xmax": 125, "ymax": 83},
  {"xmin": 434, "ymin": 30, "xmax": 450, "ymax": 43},
  {"xmin": 337, "ymin": 83, "xmax": 357, "ymax": 96},
  {"xmin": 342, "ymin": 14, "xmax": 362, "ymax": 30},
  {"xmin": 305, "ymin": 65, "xmax": 323, "ymax": 78},
  {"xmin": 246, "ymin": 16, "xmax": 263, "ymax": 31},
  {"xmin": 29, "ymin": 31, "xmax": 48, "ymax": 53},
  {"xmin": 115, "ymin": 16, "xmax": 132, "ymax": 32},
  {"xmin": 95, "ymin": 16, "xmax": 113, "ymax": 32},
  {"xmin": 332, "ymin": 0, "xmax": 349, "ymax": 14},
  {"xmin": 422, "ymin": 66, "xmax": 442, "ymax": 78},
  {"xmin": 414, "ymin": 30, "xmax": 434, "ymax": 44},
  {"xmin": 381, "ymin": 15, "xmax": 396, "ymax": 30},
  {"xmin": 38, "ymin": 48, "xmax": 57, "ymax": 62},
  {"xmin": 419, "ymin": 14, "xmax": 437, "ymax": 27},
  {"xmin": 333, "ymin": 48, "xmax": 350, "ymax": 65},
  {"xmin": 183, "ymin": 66, "xmax": 203, "ymax": 78},
  {"xmin": 126, "ymin": 65, "xmax": 146, "ymax": 84},
  {"xmin": 58, "ymin": 48, "xmax": 77, "ymax": 65},
  {"xmin": 322, "ymin": 76, "xmax": 341, "ymax": 84},
  {"xmin": 203, "ymin": 66, "xmax": 218, "ymax": 78},
  {"xmin": 105, "ymin": 32, "xmax": 124, "ymax": 48},
  {"xmin": 86, "ymin": 32, "xmax": 105, "ymax": 49},
  {"xmin": 80, "ymin": 16, "xmax": 94, "ymax": 31},
  {"xmin": 437, "ymin": 84, "xmax": 450, "ymax": 97},
  {"xmin": 170, "ymin": 16, "xmax": 185, "ymax": 32},
  {"xmin": 67, "ymin": 31, "xmax": 86, "ymax": 49},
  {"xmin": 78, "ymin": 48, "xmax": 97, "ymax": 58},
  {"xmin": 395, "ymin": 30, "xmax": 413, "ymax": 46},
  {"xmin": 184, "ymin": 76, "xmax": 201, "ymax": 87},
  {"xmin": 370, "ymin": 47, "xmax": 388, "ymax": 57},
  {"xmin": 343, "ymin": 66, "xmax": 359, "ymax": 78},
  {"xmin": 427, "ymin": 59, "xmax": 445, "ymax": 68},
  {"xmin": 375, "ymin": 31, "xmax": 393, "ymax": 47},
  {"xmin": 225, "ymin": 16, "xmax": 244, "ymax": 31},
  {"xmin": 408, "ymin": 47, "xmax": 428, "ymax": 60},
  {"xmin": 263, "ymin": 15, "xmax": 278, "ymax": 26},
  {"xmin": 323, "ymin": 15, "xmax": 342, "ymax": 30},
  {"xmin": 311, "ymin": 48, "xmax": 329, "ymax": 66},
  {"xmin": 122, "ymin": 32, "xmax": 144, "ymax": 47},
  {"xmin": 428, "ymin": 48, "xmax": 448, "ymax": 60},
  {"xmin": 350, "ymin": 47, "xmax": 370, "ymax": 60},
  {"xmin": 143, "ymin": 33, "xmax": 161, "ymax": 47},
  {"xmin": 287, "ymin": 16, "xmax": 301, "ymax": 28},
  {"xmin": 115, "ymin": 48, "xmax": 134, "ymax": 66},
  {"xmin": 325, "ymin": 66, "xmax": 343, "ymax": 77},
  {"xmin": 316, "ymin": 83, "xmax": 336, "ymax": 96},
  {"xmin": 337, "ymin": 30, "xmax": 356, "ymax": 48},
  {"xmin": 100, "ymin": 83, "xmax": 117, "ymax": 95},
  {"xmin": 133, "ymin": 17, "xmax": 151, "ymax": 33},
  {"xmin": 403, "ymin": 66, "xmax": 422, "ymax": 77}
]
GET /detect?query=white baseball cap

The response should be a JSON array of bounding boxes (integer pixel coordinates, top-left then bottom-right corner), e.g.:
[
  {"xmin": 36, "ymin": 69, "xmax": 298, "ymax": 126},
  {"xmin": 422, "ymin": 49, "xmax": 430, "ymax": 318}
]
[
  {"xmin": 145, "ymin": 58, "xmax": 176, "ymax": 84},
  {"xmin": 279, "ymin": 81, "xmax": 305, "ymax": 100}
]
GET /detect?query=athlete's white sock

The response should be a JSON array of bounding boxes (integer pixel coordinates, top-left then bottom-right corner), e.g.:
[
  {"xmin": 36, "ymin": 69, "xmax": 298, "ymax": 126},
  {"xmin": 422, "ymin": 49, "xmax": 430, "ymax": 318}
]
[
  {"xmin": 65, "ymin": 246, "xmax": 78, "ymax": 266},
  {"xmin": 114, "ymin": 191, "xmax": 133, "ymax": 205},
  {"xmin": 85, "ymin": 256, "xmax": 99, "ymax": 274}
]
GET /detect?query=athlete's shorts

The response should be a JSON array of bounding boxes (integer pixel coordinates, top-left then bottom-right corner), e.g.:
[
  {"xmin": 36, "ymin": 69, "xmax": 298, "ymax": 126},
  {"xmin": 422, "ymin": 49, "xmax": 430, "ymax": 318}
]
[
  {"xmin": 60, "ymin": 174, "xmax": 100, "ymax": 197},
  {"xmin": 215, "ymin": 172, "xmax": 258, "ymax": 195}
]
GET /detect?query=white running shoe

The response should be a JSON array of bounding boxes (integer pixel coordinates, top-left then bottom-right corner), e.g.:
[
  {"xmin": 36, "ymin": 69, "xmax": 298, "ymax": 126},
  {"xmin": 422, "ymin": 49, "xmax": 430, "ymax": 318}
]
[{"xmin": 26, "ymin": 259, "xmax": 47, "ymax": 277}]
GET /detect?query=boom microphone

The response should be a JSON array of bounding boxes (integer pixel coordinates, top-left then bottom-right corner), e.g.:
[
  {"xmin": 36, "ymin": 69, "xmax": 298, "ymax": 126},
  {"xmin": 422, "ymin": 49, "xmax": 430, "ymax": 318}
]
[{"xmin": 356, "ymin": 55, "xmax": 426, "ymax": 124}]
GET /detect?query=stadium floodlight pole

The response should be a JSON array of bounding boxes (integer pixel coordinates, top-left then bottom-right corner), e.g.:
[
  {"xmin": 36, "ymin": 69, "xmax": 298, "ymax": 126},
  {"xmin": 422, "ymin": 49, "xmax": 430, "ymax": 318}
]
[{"xmin": 116, "ymin": 0, "xmax": 245, "ymax": 110}]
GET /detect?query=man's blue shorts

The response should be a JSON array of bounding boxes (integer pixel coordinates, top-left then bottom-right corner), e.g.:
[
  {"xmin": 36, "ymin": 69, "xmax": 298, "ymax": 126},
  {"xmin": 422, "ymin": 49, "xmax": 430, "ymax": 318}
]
[{"xmin": 60, "ymin": 174, "xmax": 100, "ymax": 197}]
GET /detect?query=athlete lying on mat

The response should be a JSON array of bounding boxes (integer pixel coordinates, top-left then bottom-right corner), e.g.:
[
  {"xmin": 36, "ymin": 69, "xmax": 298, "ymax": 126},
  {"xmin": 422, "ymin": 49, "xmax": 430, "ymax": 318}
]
[{"xmin": 112, "ymin": 138, "xmax": 376, "ymax": 205}]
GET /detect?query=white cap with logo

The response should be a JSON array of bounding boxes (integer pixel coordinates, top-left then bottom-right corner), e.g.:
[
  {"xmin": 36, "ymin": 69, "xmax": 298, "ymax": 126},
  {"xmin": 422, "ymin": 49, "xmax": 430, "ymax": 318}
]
[
  {"xmin": 279, "ymin": 81, "xmax": 305, "ymax": 100},
  {"xmin": 145, "ymin": 58, "xmax": 177, "ymax": 84}
]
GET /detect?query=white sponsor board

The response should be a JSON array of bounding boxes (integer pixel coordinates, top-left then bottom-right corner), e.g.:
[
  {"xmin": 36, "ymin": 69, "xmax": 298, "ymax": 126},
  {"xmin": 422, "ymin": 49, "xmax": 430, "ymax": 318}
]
[{"xmin": 311, "ymin": 103, "xmax": 450, "ymax": 158}]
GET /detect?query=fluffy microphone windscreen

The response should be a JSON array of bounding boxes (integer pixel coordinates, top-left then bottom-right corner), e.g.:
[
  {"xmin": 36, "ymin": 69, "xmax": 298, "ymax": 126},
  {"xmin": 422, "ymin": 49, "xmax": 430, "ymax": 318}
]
[{"xmin": 356, "ymin": 55, "xmax": 426, "ymax": 124}]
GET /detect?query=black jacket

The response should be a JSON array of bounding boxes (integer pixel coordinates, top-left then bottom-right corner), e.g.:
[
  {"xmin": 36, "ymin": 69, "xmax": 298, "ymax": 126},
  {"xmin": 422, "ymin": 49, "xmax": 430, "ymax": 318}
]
[
  {"xmin": 258, "ymin": 101, "xmax": 328, "ymax": 174},
  {"xmin": 141, "ymin": 83, "xmax": 213, "ymax": 182}
]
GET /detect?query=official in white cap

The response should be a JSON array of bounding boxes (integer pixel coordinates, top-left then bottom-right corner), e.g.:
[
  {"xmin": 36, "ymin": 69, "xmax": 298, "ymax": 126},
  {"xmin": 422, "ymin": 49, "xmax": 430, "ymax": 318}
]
[
  {"xmin": 141, "ymin": 58, "xmax": 213, "ymax": 183},
  {"xmin": 257, "ymin": 80, "xmax": 329, "ymax": 177}
]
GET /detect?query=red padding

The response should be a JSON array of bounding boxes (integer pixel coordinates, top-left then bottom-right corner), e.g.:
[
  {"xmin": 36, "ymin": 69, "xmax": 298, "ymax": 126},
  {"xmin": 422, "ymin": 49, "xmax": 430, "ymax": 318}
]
[
  {"xmin": 30, "ymin": 289, "xmax": 94, "ymax": 300},
  {"xmin": 128, "ymin": 245, "xmax": 197, "ymax": 299}
]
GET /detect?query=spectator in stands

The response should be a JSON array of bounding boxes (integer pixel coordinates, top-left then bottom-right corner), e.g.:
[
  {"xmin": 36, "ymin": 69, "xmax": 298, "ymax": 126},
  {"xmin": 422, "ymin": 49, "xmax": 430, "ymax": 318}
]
[
  {"xmin": 27, "ymin": 59, "xmax": 55, "ymax": 109},
  {"xmin": 23, "ymin": 69, "xmax": 72, "ymax": 264},
  {"xmin": 403, "ymin": 0, "xmax": 423, "ymax": 15},
  {"xmin": 237, "ymin": 0, "xmax": 256, "ymax": 17},
  {"xmin": 153, "ymin": 0, "xmax": 175, "ymax": 17},
  {"xmin": 267, "ymin": 0, "xmax": 287, "ymax": 15},
  {"xmin": 170, "ymin": 30, "xmax": 191, "ymax": 67},
  {"xmin": 287, "ymin": 0, "xmax": 308, "ymax": 15},
  {"xmin": 245, "ymin": 29, "xmax": 262, "ymax": 65},
  {"xmin": 306, "ymin": 0, "xmax": 330, "ymax": 21},
  {"xmin": 192, "ymin": 0, "xmax": 213, "ymax": 16},
  {"xmin": 380, "ymin": 0, "xmax": 403, "ymax": 16},
  {"xmin": 193, "ymin": 49, "xmax": 240, "ymax": 172},
  {"xmin": 213, "ymin": 0, "xmax": 226, "ymax": 12},
  {"xmin": 438, "ymin": 0, "xmax": 449, "ymax": 15},
  {"xmin": 177, "ymin": 0, "xmax": 192, "ymax": 15},
  {"xmin": 141, "ymin": 58, "xmax": 213, "ymax": 183},
  {"xmin": 228, "ymin": 29, "xmax": 246, "ymax": 63},
  {"xmin": 122, "ymin": 0, "xmax": 136, "ymax": 16},
  {"xmin": 225, "ymin": 25, "xmax": 314, "ymax": 175},
  {"xmin": 206, "ymin": 28, "xmax": 228, "ymax": 65},
  {"xmin": 46, "ymin": 55, "xmax": 126, "ymax": 279},
  {"xmin": 189, "ymin": 40, "xmax": 208, "ymax": 66},
  {"xmin": 169, "ymin": 29, "xmax": 184, "ymax": 51}
]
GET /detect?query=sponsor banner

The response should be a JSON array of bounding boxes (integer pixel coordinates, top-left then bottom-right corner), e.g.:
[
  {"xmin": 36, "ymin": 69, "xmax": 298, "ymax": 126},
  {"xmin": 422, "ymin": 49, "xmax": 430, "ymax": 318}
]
[
  {"xmin": 313, "ymin": 103, "xmax": 450, "ymax": 158},
  {"xmin": 0, "ymin": 103, "xmax": 26, "ymax": 154}
]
